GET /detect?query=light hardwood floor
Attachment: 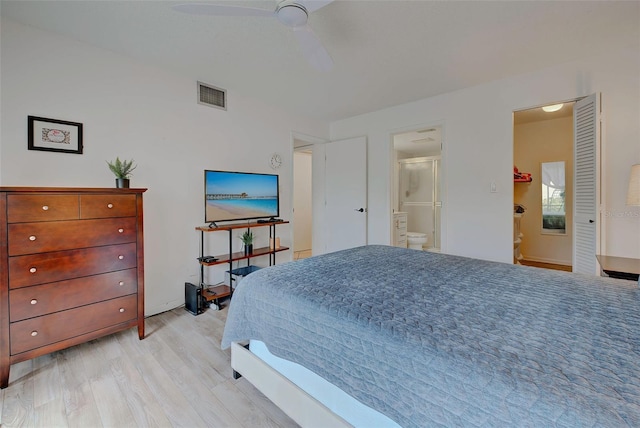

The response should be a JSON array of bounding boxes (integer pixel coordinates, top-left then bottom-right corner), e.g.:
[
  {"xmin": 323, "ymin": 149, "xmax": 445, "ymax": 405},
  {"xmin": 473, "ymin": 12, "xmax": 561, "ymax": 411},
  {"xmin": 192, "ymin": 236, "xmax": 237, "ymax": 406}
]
[
  {"xmin": 0, "ymin": 306, "xmax": 298, "ymax": 428},
  {"xmin": 519, "ymin": 259, "xmax": 572, "ymax": 272}
]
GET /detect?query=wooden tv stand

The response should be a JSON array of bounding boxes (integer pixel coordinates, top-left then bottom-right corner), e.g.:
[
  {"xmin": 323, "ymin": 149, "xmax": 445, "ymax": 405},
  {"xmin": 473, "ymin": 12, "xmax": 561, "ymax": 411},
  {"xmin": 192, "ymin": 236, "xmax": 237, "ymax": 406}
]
[{"xmin": 195, "ymin": 220, "xmax": 289, "ymax": 309}]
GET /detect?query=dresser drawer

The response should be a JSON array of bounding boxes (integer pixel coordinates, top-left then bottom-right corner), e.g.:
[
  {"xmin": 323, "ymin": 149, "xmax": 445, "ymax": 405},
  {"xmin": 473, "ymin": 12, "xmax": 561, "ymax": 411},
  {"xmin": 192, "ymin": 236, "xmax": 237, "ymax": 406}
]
[
  {"xmin": 80, "ymin": 194, "xmax": 136, "ymax": 219},
  {"xmin": 8, "ymin": 217, "xmax": 137, "ymax": 256},
  {"xmin": 8, "ymin": 243, "xmax": 137, "ymax": 289},
  {"xmin": 10, "ymin": 294, "xmax": 137, "ymax": 355},
  {"xmin": 7, "ymin": 194, "xmax": 79, "ymax": 223},
  {"xmin": 10, "ymin": 269, "xmax": 137, "ymax": 322}
]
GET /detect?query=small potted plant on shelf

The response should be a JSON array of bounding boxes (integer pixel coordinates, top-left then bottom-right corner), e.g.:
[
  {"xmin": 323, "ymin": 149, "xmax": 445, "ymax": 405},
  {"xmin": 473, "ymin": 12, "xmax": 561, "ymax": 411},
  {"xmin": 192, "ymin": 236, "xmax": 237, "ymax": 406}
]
[
  {"xmin": 240, "ymin": 230, "xmax": 254, "ymax": 255},
  {"xmin": 107, "ymin": 157, "xmax": 137, "ymax": 188}
]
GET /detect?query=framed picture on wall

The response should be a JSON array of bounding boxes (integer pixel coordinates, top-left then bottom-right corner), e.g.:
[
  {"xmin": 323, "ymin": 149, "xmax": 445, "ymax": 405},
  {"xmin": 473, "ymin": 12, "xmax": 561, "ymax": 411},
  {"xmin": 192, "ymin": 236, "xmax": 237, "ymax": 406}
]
[{"xmin": 28, "ymin": 116, "xmax": 83, "ymax": 154}]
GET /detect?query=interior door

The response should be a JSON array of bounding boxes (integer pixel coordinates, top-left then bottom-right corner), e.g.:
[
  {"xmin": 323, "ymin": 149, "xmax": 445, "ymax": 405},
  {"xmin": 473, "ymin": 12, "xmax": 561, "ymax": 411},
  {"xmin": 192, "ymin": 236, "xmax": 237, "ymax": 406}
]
[
  {"xmin": 573, "ymin": 93, "xmax": 601, "ymax": 275},
  {"xmin": 325, "ymin": 136, "xmax": 367, "ymax": 253}
]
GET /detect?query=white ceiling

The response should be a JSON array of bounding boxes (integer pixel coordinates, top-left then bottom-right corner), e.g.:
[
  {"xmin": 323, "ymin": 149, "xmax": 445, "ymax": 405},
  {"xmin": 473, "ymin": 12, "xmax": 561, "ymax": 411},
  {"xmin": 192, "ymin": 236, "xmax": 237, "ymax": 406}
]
[{"xmin": 1, "ymin": 1, "xmax": 638, "ymax": 122}]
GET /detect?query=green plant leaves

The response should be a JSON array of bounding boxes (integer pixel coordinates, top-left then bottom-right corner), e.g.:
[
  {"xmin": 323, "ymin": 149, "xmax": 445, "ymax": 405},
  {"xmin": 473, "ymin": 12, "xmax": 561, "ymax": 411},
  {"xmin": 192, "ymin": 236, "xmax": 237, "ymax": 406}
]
[{"xmin": 107, "ymin": 157, "xmax": 137, "ymax": 179}]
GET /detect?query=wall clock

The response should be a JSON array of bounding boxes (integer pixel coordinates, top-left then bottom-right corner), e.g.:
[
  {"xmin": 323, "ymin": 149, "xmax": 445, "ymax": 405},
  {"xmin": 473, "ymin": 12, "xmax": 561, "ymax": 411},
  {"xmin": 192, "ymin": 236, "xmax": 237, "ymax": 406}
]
[{"xmin": 270, "ymin": 153, "xmax": 282, "ymax": 170}]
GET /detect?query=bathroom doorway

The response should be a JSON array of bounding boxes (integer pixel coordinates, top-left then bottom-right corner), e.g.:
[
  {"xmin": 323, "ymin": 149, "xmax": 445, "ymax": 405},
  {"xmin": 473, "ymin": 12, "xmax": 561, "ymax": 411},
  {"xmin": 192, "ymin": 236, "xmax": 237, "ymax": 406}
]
[{"xmin": 392, "ymin": 126, "xmax": 442, "ymax": 252}]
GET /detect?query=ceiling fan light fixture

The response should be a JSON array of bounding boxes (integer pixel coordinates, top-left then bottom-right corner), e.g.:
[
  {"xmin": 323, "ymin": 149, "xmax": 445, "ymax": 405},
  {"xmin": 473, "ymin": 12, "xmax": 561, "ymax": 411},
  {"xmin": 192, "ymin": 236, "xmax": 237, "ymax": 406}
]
[
  {"xmin": 542, "ymin": 103, "xmax": 564, "ymax": 113},
  {"xmin": 277, "ymin": 3, "xmax": 308, "ymax": 27}
]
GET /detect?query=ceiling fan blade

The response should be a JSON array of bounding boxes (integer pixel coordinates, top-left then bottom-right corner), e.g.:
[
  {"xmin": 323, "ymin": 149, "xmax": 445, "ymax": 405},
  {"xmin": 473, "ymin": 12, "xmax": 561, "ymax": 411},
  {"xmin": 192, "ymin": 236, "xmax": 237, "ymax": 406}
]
[
  {"xmin": 293, "ymin": 25, "xmax": 333, "ymax": 72},
  {"xmin": 172, "ymin": 3, "xmax": 274, "ymax": 17},
  {"xmin": 300, "ymin": 0, "xmax": 334, "ymax": 14}
]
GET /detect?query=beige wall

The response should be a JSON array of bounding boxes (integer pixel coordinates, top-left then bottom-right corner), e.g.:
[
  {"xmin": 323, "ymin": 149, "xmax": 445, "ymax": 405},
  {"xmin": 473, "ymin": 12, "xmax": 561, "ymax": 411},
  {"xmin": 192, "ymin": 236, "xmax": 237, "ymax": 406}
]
[
  {"xmin": 514, "ymin": 116, "xmax": 573, "ymax": 266},
  {"xmin": 293, "ymin": 151, "xmax": 313, "ymax": 252}
]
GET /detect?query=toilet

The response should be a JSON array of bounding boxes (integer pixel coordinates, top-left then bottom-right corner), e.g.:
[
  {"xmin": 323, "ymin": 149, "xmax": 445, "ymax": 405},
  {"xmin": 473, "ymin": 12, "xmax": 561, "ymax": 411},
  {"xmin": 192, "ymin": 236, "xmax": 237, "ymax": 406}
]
[{"xmin": 407, "ymin": 232, "xmax": 428, "ymax": 250}]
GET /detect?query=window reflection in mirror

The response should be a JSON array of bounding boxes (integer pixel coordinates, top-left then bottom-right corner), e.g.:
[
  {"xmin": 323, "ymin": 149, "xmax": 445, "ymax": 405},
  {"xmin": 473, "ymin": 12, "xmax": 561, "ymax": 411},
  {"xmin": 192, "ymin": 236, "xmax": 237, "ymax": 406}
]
[{"xmin": 542, "ymin": 161, "xmax": 566, "ymax": 234}]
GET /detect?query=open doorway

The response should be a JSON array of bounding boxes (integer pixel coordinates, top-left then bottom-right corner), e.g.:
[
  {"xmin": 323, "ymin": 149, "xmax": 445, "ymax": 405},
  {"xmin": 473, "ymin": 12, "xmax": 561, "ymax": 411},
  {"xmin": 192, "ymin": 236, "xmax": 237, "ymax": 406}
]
[
  {"xmin": 513, "ymin": 102, "xmax": 575, "ymax": 272},
  {"xmin": 293, "ymin": 142, "xmax": 313, "ymax": 260},
  {"xmin": 391, "ymin": 126, "xmax": 442, "ymax": 252}
]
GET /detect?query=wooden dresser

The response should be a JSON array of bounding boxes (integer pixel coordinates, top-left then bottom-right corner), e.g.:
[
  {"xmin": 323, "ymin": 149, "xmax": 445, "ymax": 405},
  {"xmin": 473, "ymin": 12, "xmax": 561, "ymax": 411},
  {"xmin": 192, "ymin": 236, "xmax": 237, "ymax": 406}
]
[{"xmin": 0, "ymin": 187, "xmax": 146, "ymax": 388}]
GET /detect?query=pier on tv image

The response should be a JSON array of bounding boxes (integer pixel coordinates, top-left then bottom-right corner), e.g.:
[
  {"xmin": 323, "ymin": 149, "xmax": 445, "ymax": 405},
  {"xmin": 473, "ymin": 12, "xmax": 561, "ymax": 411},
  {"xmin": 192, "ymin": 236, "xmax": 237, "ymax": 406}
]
[{"xmin": 204, "ymin": 170, "xmax": 279, "ymax": 224}]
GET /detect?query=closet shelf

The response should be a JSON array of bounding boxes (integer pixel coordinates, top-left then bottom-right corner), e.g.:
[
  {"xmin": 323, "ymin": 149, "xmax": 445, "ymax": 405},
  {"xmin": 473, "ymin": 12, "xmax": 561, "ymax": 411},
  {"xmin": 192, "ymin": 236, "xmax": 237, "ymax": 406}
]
[{"xmin": 514, "ymin": 166, "xmax": 532, "ymax": 182}]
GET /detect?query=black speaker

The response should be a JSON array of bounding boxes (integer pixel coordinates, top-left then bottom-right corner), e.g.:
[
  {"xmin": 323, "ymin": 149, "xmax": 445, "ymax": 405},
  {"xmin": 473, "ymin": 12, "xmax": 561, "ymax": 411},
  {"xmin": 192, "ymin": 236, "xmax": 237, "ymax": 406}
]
[{"xmin": 185, "ymin": 282, "xmax": 202, "ymax": 315}]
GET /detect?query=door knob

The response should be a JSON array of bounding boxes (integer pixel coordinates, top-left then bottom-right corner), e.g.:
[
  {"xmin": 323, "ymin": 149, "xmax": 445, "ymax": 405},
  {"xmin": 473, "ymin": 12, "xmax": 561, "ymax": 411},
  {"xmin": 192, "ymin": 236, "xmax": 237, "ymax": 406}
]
[
  {"xmin": 589, "ymin": 219, "xmax": 595, "ymax": 223},
  {"xmin": 354, "ymin": 208, "xmax": 365, "ymax": 212}
]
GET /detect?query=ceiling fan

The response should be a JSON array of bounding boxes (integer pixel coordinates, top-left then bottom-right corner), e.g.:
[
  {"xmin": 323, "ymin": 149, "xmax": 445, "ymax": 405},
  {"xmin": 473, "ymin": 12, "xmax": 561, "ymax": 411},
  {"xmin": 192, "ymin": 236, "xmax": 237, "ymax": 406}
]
[{"xmin": 172, "ymin": 0, "xmax": 334, "ymax": 72}]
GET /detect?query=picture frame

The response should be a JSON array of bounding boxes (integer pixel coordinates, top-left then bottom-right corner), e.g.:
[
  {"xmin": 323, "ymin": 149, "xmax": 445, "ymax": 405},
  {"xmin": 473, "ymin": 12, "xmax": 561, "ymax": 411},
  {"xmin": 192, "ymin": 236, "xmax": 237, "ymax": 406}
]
[{"xmin": 28, "ymin": 116, "xmax": 83, "ymax": 154}]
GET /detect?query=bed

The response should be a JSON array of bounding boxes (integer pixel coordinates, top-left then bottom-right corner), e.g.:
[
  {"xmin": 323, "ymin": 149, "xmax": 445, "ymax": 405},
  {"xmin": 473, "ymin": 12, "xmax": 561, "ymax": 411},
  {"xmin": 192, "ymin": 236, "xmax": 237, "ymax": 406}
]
[{"xmin": 221, "ymin": 245, "xmax": 640, "ymax": 427}]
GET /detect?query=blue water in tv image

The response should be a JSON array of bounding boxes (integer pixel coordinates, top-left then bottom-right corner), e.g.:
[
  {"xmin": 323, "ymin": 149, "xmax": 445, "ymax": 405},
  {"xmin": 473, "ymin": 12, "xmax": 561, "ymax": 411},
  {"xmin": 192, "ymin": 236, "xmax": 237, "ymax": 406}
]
[{"xmin": 205, "ymin": 170, "xmax": 279, "ymax": 222}]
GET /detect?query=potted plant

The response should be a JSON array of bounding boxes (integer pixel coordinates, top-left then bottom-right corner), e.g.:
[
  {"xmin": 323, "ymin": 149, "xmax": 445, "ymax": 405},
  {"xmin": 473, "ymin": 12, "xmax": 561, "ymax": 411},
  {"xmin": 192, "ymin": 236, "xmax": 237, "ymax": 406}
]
[
  {"xmin": 107, "ymin": 157, "xmax": 137, "ymax": 188},
  {"xmin": 240, "ymin": 229, "xmax": 254, "ymax": 255}
]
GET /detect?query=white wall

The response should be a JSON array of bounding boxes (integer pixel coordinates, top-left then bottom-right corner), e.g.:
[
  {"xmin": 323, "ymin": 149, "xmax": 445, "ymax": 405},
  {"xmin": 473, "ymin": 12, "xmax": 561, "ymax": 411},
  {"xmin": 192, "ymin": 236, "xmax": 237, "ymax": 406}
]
[
  {"xmin": 0, "ymin": 20, "xmax": 329, "ymax": 315},
  {"xmin": 330, "ymin": 47, "xmax": 640, "ymax": 263}
]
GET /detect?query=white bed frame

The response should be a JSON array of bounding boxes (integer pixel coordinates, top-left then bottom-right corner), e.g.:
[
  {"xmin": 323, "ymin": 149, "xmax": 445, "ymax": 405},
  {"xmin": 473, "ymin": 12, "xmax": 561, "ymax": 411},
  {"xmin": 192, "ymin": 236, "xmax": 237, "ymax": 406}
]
[{"xmin": 230, "ymin": 342, "xmax": 352, "ymax": 428}]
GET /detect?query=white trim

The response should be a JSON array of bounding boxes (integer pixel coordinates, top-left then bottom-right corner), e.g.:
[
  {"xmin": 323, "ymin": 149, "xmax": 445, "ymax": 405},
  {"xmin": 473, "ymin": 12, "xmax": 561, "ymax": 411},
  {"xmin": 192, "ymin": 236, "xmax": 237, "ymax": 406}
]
[{"xmin": 230, "ymin": 342, "xmax": 352, "ymax": 428}]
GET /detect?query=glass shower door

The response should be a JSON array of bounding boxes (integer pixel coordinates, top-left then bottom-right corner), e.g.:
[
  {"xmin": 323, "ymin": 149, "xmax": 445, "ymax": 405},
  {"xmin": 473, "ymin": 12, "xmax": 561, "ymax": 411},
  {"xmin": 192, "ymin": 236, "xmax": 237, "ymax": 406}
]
[
  {"xmin": 433, "ymin": 157, "xmax": 442, "ymax": 251},
  {"xmin": 398, "ymin": 156, "xmax": 440, "ymax": 251}
]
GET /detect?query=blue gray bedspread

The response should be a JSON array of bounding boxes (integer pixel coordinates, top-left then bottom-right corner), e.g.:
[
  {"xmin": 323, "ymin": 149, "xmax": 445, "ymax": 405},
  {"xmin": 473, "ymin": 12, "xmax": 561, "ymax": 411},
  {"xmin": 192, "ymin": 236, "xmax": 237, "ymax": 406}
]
[{"xmin": 221, "ymin": 245, "xmax": 640, "ymax": 427}]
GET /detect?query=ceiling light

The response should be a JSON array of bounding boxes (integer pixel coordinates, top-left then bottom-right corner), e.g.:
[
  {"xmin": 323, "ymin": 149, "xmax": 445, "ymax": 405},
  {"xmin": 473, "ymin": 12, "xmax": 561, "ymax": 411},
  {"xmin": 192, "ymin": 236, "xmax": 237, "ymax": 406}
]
[
  {"xmin": 542, "ymin": 104, "xmax": 564, "ymax": 113},
  {"xmin": 411, "ymin": 137, "xmax": 435, "ymax": 144}
]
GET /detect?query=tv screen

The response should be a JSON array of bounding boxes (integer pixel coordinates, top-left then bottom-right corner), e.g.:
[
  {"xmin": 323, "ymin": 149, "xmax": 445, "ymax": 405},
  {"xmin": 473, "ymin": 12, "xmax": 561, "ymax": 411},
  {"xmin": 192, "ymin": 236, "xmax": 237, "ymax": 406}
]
[{"xmin": 205, "ymin": 170, "xmax": 279, "ymax": 224}]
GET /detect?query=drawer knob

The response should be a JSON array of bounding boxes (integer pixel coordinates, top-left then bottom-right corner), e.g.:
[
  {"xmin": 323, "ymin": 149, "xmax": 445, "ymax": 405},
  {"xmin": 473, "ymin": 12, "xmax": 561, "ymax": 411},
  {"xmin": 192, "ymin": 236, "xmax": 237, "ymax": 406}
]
[
  {"xmin": 30, "ymin": 299, "xmax": 37, "ymax": 305},
  {"xmin": 31, "ymin": 331, "xmax": 38, "ymax": 337},
  {"xmin": 119, "ymin": 308, "xmax": 125, "ymax": 313},
  {"xmin": 107, "ymin": 203, "xmax": 114, "ymax": 209},
  {"xmin": 118, "ymin": 255, "xmax": 124, "ymax": 260},
  {"xmin": 29, "ymin": 235, "xmax": 37, "ymax": 241},
  {"xmin": 42, "ymin": 205, "xmax": 49, "ymax": 211},
  {"xmin": 29, "ymin": 267, "xmax": 37, "ymax": 274},
  {"xmin": 119, "ymin": 281, "xmax": 125, "ymax": 286},
  {"xmin": 118, "ymin": 228, "xmax": 124, "ymax": 233}
]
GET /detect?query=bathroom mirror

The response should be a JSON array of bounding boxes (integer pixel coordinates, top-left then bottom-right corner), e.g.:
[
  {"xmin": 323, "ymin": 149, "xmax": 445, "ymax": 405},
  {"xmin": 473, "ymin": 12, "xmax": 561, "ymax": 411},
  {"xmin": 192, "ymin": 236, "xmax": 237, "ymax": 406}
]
[{"xmin": 541, "ymin": 161, "xmax": 566, "ymax": 234}]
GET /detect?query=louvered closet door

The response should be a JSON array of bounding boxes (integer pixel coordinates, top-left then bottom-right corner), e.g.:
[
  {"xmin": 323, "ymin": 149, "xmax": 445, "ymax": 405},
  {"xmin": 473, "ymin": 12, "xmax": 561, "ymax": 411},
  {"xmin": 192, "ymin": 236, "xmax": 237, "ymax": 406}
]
[{"xmin": 573, "ymin": 93, "xmax": 601, "ymax": 275}]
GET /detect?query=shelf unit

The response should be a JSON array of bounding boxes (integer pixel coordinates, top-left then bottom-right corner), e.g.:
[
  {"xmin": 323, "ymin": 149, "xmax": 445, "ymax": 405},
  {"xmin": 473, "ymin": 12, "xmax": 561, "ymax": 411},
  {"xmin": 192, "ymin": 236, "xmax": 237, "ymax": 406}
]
[{"xmin": 195, "ymin": 220, "xmax": 289, "ymax": 309}]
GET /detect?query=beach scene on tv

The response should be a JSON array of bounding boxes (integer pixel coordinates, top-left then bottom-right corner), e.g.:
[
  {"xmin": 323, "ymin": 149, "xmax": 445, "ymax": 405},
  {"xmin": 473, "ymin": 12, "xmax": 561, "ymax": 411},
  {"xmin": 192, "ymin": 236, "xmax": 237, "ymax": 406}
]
[{"xmin": 205, "ymin": 171, "xmax": 279, "ymax": 222}]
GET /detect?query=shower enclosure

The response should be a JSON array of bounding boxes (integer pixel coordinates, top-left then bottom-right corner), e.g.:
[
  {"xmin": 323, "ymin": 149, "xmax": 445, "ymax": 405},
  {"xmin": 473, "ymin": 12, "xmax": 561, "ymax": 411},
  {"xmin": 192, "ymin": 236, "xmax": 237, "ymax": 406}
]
[{"xmin": 398, "ymin": 156, "xmax": 441, "ymax": 251}]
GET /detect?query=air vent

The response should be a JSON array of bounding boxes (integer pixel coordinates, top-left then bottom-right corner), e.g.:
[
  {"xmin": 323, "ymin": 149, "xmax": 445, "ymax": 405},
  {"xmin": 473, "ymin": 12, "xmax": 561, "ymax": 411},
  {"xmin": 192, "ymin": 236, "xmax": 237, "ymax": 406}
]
[{"xmin": 198, "ymin": 81, "xmax": 226, "ymax": 110}]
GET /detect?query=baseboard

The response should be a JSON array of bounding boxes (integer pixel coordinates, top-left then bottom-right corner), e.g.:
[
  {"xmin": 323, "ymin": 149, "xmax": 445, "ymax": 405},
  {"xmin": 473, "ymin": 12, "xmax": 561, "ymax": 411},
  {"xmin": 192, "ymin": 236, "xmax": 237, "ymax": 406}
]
[{"xmin": 145, "ymin": 298, "xmax": 185, "ymax": 317}]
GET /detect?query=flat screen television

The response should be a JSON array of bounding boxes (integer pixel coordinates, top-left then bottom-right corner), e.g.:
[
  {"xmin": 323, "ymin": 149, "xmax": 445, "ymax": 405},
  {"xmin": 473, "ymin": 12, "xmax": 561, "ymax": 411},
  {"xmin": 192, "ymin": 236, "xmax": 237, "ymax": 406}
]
[{"xmin": 204, "ymin": 170, "xmax": 279, "ymax": 225}]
